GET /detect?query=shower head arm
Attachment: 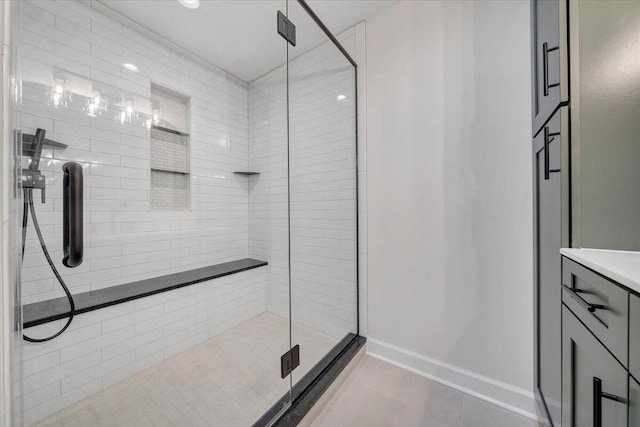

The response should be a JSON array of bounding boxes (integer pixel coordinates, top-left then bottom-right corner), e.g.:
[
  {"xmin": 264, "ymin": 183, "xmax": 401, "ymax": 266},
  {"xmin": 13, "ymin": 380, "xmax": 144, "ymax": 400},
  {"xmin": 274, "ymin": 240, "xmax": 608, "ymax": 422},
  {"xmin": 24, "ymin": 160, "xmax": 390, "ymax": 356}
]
[
  {"xmin": 22, "ymin": 130, "xmax": 68, "ymax": 169},
  {"xmin": 22, "ymin": 133, "xmax": 68, "ymax": 149},
  {"xmin": 27, "ymin": 128, "xmax": 46, "ymax": 171}
]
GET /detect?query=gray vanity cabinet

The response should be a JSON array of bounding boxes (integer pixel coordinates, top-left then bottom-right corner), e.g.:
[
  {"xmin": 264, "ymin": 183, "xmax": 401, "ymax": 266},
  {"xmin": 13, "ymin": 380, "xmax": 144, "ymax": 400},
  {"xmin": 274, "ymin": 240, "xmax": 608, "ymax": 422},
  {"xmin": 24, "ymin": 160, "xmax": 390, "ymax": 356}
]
[
  {"xmin": 562, "ymin": 305, "xmax": 628, "ymax": 427},
  {"xmin": 533, "ymin": 108, "xmax": 564, "ymax": 426},
  {"xmin": 531, "ymin": 1, "xmax": 570, "ymax": 424},
  {"xmin": 534, "ymin": 1, "xmax": 640, "ymax": 426},
  {"xmin": 531, "ymin": 0, "xmax": 568, "ymax": 136}
]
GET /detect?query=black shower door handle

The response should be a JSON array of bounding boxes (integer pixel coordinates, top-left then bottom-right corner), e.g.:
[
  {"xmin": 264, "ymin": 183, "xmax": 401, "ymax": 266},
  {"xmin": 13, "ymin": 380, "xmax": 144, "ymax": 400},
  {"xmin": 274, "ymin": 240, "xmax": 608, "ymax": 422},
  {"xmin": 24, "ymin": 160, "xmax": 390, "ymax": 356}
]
[{"xmin": 62, "ymin": 162, "xmax": 83, "ymax": 268}]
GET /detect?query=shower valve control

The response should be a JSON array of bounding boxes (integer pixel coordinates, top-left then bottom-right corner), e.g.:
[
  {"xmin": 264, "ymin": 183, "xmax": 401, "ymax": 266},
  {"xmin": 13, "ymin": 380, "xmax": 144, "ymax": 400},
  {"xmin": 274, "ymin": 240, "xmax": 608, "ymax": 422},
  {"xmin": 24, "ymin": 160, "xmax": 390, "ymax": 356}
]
[
  {"xmin": 19, "ymin": 128, "xmax": 68, "ymax": 203},
  {"xmin": 22, "ymin": 172, "xmax": 46, "ymax": 203}
]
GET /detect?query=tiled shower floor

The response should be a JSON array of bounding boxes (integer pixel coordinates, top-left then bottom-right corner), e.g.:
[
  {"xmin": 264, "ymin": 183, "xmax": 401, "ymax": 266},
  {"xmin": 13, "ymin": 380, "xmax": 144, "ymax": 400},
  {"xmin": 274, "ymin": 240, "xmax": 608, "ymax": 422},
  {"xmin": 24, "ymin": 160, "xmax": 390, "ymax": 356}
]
[{"xmin": 32, "ymin": 313, "xmax": 338, "ymax": 427}]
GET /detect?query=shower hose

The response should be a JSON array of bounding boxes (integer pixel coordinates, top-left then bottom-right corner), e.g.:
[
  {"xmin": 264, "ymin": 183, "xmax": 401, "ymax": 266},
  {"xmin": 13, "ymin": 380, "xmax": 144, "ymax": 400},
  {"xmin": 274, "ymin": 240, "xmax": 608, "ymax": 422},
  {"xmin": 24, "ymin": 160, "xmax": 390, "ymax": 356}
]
[{"xmin": 21, "ymin": 188, "xmax": 76, "ymax": 342}]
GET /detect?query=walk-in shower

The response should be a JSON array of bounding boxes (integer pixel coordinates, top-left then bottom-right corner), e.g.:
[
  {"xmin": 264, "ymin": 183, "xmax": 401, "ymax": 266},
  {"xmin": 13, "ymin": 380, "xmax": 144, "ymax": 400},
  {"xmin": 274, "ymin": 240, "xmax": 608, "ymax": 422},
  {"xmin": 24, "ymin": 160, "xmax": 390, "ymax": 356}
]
[{"xmin": 5, "ymin": 0, "xmax": 361, "ymax": 425}]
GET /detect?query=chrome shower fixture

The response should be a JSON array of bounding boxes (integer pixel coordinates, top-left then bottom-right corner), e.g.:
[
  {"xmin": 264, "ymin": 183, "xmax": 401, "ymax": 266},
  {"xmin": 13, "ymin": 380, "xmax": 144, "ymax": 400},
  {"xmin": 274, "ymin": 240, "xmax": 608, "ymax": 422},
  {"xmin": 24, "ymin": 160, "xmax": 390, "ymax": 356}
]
[
  {"xmin": 20, "ymin": 128, "xmax": 67, "ymax": 203},
  {"xmin": 19, "ymin": 128, "xmax": 82, "ymax": 342}
]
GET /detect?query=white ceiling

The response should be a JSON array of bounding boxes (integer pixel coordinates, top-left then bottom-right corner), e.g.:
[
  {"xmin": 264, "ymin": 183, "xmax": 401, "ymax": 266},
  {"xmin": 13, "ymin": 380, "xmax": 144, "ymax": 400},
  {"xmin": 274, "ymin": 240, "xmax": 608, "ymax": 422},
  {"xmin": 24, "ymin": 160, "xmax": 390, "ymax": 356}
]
[{"xmin": 97, "ymin": 0, "xmax": 396, "ymax": 83}]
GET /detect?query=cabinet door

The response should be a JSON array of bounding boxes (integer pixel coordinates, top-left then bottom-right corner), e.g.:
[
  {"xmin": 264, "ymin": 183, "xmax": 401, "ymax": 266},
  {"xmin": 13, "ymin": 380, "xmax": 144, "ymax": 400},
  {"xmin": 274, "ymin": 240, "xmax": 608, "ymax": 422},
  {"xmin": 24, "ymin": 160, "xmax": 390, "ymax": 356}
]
[
  {"xmin": 630, "ymin": 294, "xmax": 640, "ymax": 380},
  {"xmin": 562, "ymin": 306, "xmax": 628, "ymax": 427},
  {"xmin": 631, "ymin": 376, "xmax": 640, "ymax": 427},
  {"xmin": 533, "ymin": 108, "xmax": 563, "ymax": 426},
  {"xmin": 531, "ymin": 0, "xmax": 568, "ymax": 135}
]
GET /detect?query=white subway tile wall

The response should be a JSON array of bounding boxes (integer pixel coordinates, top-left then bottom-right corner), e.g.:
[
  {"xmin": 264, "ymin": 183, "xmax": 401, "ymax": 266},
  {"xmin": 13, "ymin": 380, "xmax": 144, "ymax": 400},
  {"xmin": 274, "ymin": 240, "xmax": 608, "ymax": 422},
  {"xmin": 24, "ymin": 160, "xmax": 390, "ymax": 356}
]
[
  {"xmin": 17, "ymin": 267, "xmax": 267, "ymax": 425},
  {"xmin": 247, "ymin": 59, "xmax": 290, "ymax": 323},
  {"xmin": 290, "ymin": 29, "xmax": 358, "ymax": 340},
  {"xmin": 18, "ymin": 0, "xmax": 249, "ymax": 304}
]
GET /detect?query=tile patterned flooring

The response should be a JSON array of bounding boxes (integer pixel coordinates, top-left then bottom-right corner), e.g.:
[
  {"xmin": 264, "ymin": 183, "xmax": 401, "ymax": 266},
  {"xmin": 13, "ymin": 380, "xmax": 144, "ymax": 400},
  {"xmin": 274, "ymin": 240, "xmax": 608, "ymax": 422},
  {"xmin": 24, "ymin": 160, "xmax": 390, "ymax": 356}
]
[
  {"xmin": 310, "ymin": 356, "xmax": 543, "ymax": 427},
  {"xmin": 33, "ymin": 312, "xmax": 338, "ymax": 427},
  {"xmin": 33, "ymin": 319, "xmax": 542, "ymax": 427}
]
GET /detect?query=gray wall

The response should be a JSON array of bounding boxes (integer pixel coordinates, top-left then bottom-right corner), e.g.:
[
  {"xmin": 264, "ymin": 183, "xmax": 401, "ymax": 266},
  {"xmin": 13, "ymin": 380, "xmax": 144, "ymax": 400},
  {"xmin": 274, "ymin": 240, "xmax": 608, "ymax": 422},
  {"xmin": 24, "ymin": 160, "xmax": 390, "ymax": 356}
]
[
  {"xmin": 571, "ymin": 1, "xmax": 640, "ymax": 251},
  {"xmin": 365, "ymin": 0, "xmax": 536, "ymax": 418}
]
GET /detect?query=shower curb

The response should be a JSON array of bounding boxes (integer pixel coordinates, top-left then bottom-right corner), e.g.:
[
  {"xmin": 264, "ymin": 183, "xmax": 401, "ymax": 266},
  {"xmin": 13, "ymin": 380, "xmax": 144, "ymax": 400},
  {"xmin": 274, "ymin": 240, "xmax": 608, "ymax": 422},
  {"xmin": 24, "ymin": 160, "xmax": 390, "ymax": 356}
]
[{"xmin": 253, "ymin": 334, "xmax": 366, "ymax": 427}]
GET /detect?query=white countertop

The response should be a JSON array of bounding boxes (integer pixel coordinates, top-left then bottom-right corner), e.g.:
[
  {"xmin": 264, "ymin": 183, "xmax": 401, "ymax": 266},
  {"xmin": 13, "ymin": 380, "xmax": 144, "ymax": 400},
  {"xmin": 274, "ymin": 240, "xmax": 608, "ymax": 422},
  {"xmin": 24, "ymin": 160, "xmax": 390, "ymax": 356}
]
[{"xmin": 560, "ymin": 248, "xmax": 640, "ymax": 295}]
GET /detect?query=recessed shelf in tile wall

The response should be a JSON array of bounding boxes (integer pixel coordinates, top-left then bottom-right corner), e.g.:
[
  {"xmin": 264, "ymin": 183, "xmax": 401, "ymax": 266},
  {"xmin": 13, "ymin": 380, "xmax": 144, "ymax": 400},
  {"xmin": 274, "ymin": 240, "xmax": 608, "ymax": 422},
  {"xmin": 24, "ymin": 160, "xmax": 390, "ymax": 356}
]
[
  {"xmin": 151, "ymin": 125, "xmax": 189, "ymax": 137},
  {"xmin": 151, "ymin": 168, "xmax": 188, "ymax": 175},
  {"xmin": 233, "ymin": 171, "xmax": 260, "ymax": 176}
]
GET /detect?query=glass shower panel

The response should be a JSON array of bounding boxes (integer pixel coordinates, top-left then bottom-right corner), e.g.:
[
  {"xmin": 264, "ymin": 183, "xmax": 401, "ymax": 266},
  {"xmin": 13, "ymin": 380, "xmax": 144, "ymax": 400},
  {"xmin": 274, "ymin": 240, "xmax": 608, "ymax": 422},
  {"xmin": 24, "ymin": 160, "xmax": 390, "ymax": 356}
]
[
  {"xmin": 7, "ymin": 3, "xmax": 24, "ymax": 425},
  {"xmin": 11, "ymin": 1, "xmax": 291, "ymax": 425},
  {"xmin": 286, "ymin": 1, "xmax": 359, "ymax": 389}
]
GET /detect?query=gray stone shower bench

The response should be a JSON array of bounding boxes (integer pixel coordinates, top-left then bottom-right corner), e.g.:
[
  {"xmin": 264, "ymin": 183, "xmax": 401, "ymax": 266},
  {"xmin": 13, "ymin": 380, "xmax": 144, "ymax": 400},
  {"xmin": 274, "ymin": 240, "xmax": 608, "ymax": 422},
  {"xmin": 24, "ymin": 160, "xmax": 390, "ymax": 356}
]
[{"xmin": 23, "ymin": 258, "xmax": 268, "ymax": 328}]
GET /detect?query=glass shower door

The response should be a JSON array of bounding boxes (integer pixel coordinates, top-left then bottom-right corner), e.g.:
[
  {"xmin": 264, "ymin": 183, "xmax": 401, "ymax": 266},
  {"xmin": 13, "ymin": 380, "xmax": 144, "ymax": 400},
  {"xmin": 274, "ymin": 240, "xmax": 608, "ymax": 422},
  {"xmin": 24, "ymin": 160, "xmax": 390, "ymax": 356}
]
[{"xmin": 285, "ymin": 0, "xmax": 359, "ymax": 393}]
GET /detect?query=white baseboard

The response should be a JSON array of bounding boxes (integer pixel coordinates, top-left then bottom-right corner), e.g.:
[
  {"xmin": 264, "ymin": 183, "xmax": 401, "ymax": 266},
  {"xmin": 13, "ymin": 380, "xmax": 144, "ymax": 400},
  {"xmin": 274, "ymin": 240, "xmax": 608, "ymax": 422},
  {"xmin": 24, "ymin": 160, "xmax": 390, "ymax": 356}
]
[{"xmin": 366, "ymin": 338, "xmax": 539, "ymax": 421}]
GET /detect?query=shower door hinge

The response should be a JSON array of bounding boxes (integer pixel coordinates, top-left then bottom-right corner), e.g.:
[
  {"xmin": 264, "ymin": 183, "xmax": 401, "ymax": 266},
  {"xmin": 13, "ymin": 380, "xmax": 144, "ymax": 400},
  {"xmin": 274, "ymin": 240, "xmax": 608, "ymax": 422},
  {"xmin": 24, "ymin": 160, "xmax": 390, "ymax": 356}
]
[
  {"xmin": 277, "ymin": 11, "xmax": 296, "ymax": 46},
  {"xmin": 281, "ymin": 344, "xmax": 300, "ymax": 378}
]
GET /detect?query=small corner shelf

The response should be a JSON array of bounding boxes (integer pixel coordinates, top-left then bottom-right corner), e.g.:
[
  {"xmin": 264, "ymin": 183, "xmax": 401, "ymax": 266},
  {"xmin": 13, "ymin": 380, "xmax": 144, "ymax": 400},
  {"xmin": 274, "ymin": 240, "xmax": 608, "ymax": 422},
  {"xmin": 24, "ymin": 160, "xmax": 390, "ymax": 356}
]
[{"xmin": 233, "ymin": 171, "xmax": 260, "ymax": 176}]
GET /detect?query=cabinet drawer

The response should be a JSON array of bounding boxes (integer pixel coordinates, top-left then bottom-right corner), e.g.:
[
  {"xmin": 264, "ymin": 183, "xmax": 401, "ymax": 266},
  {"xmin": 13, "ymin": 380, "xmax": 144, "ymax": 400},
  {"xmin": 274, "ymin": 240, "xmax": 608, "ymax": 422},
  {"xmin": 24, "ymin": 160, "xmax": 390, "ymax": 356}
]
[
  {"xmin": 562, "ymin": 306, "xmax": 628, "ymax": 427},
  {"xmin": 562, "ymin": 257, "xmax": 629, "ymax": 366},
  {"xmin": 630, "ymin": 294, "xmax": 640, "ymax": 380}
]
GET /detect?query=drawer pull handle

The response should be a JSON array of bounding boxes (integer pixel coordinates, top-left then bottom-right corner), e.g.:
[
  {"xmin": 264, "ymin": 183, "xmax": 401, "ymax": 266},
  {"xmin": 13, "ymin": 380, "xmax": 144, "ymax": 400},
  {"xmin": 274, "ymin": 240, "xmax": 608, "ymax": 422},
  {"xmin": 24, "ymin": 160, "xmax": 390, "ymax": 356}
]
[
  {"xmin": 543, "ymin": 42, "xmax": 560, "ymax": 96},
  {"xmin": 562, "ymin": 285, "xmax": 608, "ymax": 313},
  {"xmin": 543, "ymin": 127, "xmax": 561, "ymax": 180},
  {"xmin": 593, "ymin": 377, "xmax": 625, "ymax": 427}
]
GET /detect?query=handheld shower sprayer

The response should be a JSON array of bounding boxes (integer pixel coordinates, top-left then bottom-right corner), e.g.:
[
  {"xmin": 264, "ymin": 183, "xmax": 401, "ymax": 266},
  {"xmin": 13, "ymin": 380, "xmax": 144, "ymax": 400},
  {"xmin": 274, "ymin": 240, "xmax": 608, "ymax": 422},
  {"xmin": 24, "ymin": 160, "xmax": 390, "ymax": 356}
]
[
  {"xmin": 20, "ymin": 128, "xmax": 83, "ymax": 342},
  {"xmin": 62, "ymin": 162, "xmax": 83, "ymax": 268}
]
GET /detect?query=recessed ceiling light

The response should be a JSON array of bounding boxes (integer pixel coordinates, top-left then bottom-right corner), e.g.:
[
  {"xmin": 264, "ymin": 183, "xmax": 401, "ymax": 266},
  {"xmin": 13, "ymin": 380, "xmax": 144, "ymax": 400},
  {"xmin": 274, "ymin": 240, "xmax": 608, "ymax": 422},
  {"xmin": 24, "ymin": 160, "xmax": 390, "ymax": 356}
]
[
  {"xmin": 178, "ymin": 0, "xmax": 200, "ymax": 9},
  {"xmin": 123, "ymin": 63, "xmax": 139, "ymax": 73},
  {"xmin": 337, "ymin": 94, "xmax": 347, "ymax": 102}
]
